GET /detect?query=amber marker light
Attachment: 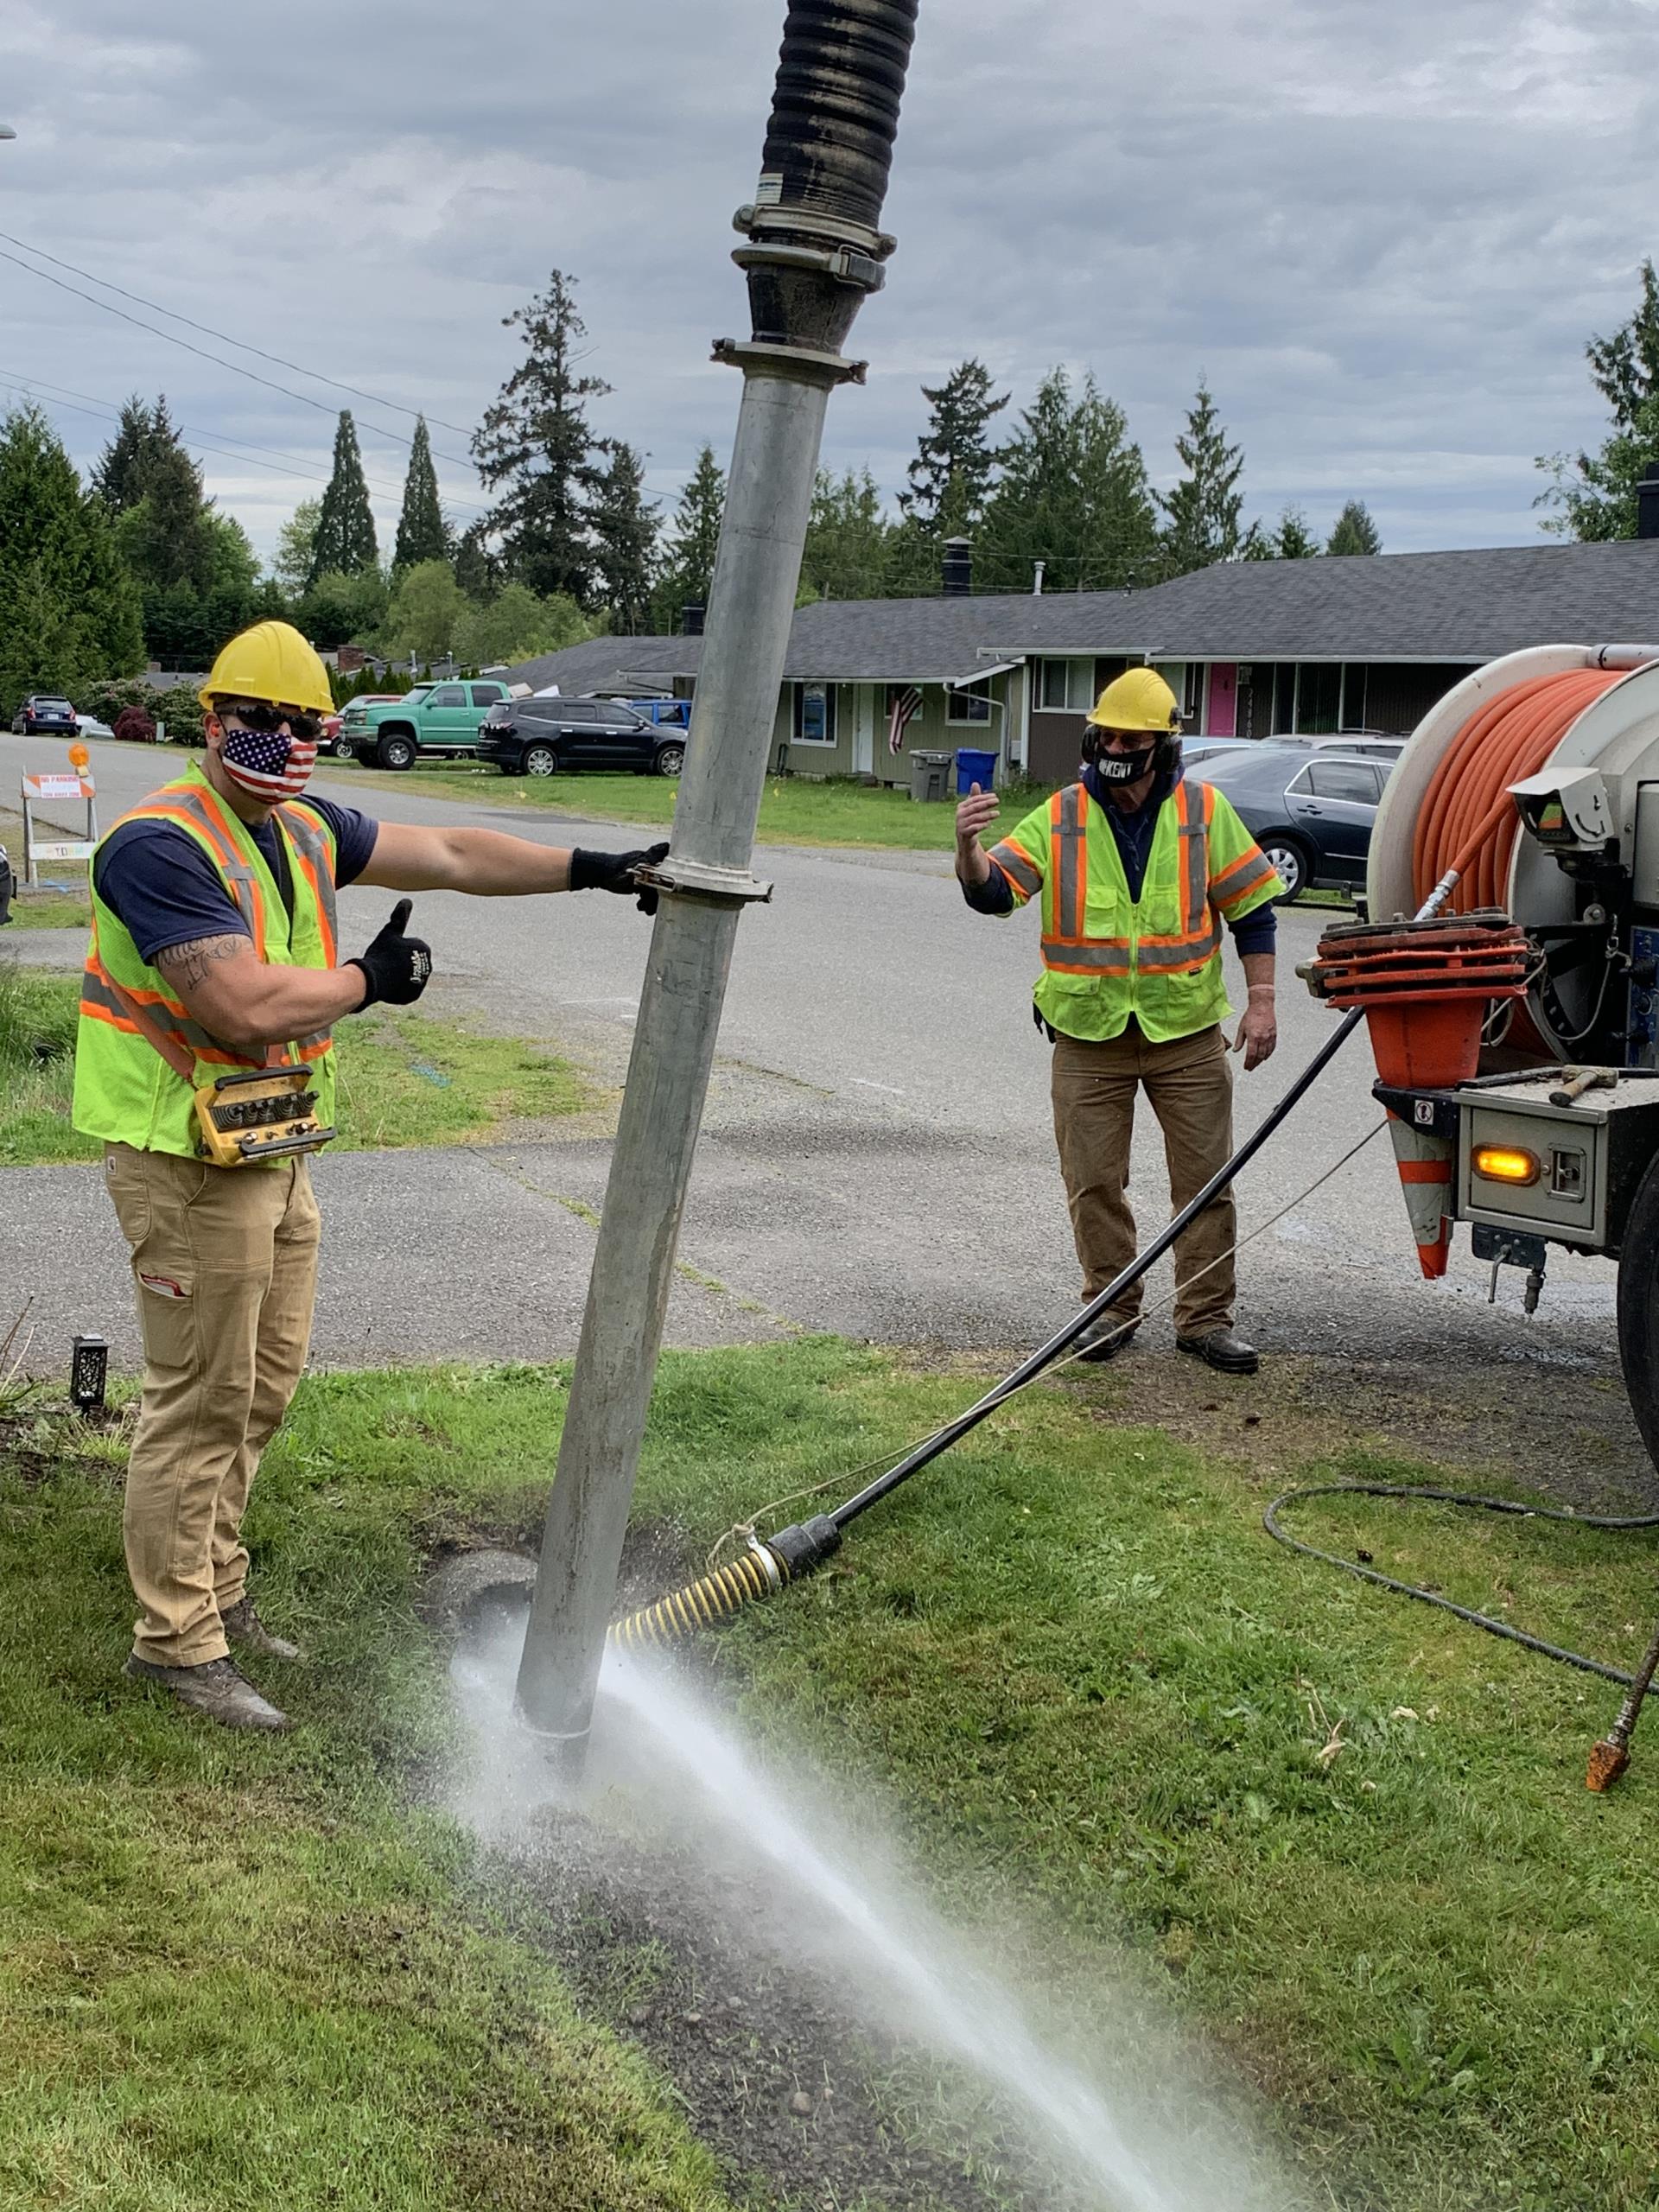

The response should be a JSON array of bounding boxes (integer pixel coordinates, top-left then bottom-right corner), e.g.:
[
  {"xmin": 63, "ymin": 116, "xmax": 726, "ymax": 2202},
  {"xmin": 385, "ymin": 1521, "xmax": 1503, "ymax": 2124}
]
[{"xmin": 1472, "ymin": 1144, "xmax": 1541, "ymax": 1186}]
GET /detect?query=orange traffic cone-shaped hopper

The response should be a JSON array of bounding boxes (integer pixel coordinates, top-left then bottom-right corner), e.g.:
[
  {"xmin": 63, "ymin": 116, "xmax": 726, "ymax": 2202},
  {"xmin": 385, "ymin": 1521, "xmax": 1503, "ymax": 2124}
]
[{"xmin": 1304, "ymin": 912, "xmax": 1532, "ymax": 1281}]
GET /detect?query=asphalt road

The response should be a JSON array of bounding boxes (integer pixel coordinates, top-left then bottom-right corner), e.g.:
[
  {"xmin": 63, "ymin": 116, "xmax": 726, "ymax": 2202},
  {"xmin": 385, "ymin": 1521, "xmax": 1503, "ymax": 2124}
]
[{"xmin": 0, "ymin": 730, "xmax": 1619, "ymax": 1388}]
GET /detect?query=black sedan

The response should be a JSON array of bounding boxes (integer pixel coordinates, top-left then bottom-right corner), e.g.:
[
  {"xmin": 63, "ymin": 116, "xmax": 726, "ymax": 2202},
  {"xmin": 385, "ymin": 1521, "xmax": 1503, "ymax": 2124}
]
[
  {"xmin": 476, "ymin": 696, "xmax": 686, "ymax": 778},
  {"xmin": 1196, "ymin": 742, "xmax": 1395, "ymax": 902},
  {"xmin": 10, "ymin": 694, "xmax": 78, "ymax": 736}
]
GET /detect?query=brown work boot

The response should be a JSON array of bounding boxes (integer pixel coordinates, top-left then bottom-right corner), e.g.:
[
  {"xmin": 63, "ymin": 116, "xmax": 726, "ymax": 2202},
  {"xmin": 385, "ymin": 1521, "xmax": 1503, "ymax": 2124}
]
[
  {"xmin": 124, "ymin": 1653, "xmax": 291, "ymax": 1732},
  {"xmin": 222, "ymin": 1597, "xmax": 304, "ymax": 1662}
]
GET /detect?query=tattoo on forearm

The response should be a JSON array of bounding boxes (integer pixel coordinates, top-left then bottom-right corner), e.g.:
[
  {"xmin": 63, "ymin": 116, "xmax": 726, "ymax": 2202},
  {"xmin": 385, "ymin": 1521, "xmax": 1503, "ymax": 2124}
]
[{"xmin": 155, "ymin": 934, "xmax": 248, "ymax": 990}]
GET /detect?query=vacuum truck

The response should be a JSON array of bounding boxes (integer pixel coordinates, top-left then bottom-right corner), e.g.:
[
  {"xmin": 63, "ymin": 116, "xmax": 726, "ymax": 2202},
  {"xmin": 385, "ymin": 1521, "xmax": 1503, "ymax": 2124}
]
[{"xmin": 1315, "ymin": 642, "xmax": 1659, "ymax": 1466}]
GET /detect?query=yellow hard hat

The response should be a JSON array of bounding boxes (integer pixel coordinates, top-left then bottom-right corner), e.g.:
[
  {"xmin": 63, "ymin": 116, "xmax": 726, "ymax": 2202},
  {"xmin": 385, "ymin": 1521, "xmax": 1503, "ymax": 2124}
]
[
  {"xmin": 199, "ymin": 620, "xmax": 334, "ymax": 716},
  {"xmin": 1085, "ymin": 667, "xmax": 1181, "ymax": 734}
]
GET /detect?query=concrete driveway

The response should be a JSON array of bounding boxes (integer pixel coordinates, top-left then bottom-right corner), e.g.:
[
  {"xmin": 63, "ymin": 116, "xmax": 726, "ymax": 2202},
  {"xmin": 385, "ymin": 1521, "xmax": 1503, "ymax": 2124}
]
[{"xmin": 0, "ymin": 730, "xmax": 1621, "ymax": 1398}]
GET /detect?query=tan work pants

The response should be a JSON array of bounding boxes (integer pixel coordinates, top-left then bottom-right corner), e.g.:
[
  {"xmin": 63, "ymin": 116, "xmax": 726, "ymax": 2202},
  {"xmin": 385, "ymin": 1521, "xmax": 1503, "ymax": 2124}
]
[
  {"xmin": 1050, "ymin": 1021, "xmax": 1236, "ymax": 1338},
  {"xmin": 104, "ymin": 1144, "xmax": 321, "ymax": 1666}
]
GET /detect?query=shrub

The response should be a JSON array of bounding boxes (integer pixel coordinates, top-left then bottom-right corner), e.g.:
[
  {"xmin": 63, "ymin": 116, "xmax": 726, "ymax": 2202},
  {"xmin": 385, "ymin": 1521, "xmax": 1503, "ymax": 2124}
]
[{"xmin": 111, "ymin": 705, "xmax": 156, "ymax": 745}]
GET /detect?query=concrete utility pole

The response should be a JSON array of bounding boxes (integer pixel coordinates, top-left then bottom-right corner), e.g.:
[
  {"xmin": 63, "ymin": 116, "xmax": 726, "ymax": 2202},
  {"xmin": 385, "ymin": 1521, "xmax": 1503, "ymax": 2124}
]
[{"xmin": 516, "ymin": 0, "xmax": 922, "ymax": 1757}]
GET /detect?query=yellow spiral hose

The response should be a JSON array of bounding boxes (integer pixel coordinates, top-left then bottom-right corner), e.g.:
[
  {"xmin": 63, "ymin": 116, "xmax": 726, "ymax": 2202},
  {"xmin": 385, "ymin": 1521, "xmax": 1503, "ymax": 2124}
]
[{"xmin": 607, "ymin": 1546, "xmax": 786, "ymax": 1650}]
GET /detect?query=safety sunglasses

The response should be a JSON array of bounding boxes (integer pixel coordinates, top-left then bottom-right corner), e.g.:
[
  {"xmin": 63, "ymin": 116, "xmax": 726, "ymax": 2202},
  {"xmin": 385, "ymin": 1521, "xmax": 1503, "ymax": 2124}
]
[{"xmin": 218, "ymin": 700, "xmax": 325, "ymax": 744}]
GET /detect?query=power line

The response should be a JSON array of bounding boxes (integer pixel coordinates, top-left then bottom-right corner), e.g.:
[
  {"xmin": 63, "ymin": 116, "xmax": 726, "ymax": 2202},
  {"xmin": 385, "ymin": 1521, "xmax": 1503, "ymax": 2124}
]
[
  {"xmin": 0, "ymin": 244, "xmax": 481, "ymax": 474},
  {"xmin": 0, "ymin": 229, "xmax": 474, "ymax": 440},
  {"xmin": 0, "ymin": 365, "xmax": 490, "ymax": 516}
]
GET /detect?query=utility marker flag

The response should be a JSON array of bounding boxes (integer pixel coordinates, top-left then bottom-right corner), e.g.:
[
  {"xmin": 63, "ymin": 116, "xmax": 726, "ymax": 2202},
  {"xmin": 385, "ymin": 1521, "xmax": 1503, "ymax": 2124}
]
[{"xmin": 887, "ymin": 685, "xmax": 922, "ymax": 753}]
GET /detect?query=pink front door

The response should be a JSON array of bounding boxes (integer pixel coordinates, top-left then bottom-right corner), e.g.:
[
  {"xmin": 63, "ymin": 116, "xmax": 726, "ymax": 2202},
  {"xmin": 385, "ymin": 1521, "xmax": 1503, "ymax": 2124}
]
[{"xmin": 1205, "ymin": 663, "xmax": 1238, "ymax": 738}]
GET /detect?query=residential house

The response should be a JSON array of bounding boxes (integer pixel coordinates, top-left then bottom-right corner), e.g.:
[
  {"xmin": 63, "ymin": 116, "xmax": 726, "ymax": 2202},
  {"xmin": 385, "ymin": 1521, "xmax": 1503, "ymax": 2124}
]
[{"xmin": 508, "ymin": 539, "xmax": 1659, "ymax": 788}]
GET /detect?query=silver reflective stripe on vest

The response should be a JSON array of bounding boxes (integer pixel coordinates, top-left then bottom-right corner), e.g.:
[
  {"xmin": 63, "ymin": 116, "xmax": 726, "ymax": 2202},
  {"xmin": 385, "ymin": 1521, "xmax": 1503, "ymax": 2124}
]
[
  {"xmin": 1136, "ymin": 920, "xmax": 1222, "ymax": 972},
  {"xmin": 990, "ymin": 842, "xmax": 1041, "ymax": 898},
  {"xmin": 80, "ymin": 964, "xmax": 252, "ymax": 1062},
  {"xmin": 1054, "ymin": 785, "xmax": 1086, "ymax": 936},
  {"xmin": 1039, "ymin": 938, "xmax": 1133, "ymax": 972},
  {"xmin": 1179, "ymin": 790, "xmax": 1208, "ymax": 934},
  {"xmin": 279, "ymin": 804, "xmax": 340, "ymax": 945}
]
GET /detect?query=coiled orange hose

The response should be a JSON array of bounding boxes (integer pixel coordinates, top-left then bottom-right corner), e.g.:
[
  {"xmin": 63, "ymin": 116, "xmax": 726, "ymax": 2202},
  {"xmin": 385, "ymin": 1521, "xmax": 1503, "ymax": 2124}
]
[{"xmin": 1412, "ymin": 669, "xmax": 1622, "ymax": 913}]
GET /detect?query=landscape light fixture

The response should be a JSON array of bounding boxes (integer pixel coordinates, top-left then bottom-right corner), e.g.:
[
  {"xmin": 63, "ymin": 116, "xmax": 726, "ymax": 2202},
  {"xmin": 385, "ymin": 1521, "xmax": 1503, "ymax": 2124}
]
[{"xmin": 70, "ymin": 1334, "xmax": 108, "ymax": 1415}]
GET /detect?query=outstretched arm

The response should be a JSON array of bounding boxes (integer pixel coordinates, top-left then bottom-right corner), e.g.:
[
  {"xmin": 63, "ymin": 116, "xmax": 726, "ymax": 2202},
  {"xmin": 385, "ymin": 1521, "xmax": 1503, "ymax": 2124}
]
[{"xmin": 359, "ymin": 821, "xmax": 575, "ymax": 895}]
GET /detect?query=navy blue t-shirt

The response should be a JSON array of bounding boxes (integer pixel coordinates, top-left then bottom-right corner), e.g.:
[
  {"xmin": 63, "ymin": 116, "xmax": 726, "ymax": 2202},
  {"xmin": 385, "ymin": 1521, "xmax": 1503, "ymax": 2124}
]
[{"xmin": 93, "ymin": 798, "xmax": 379, "ymax": 964}]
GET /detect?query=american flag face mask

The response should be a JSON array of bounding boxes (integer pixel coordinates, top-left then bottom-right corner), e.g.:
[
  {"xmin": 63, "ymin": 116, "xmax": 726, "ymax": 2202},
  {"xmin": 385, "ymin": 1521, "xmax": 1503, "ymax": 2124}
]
[{"xmin": 216, "ymin": 702, "xmax": 321, "ymax": 802}]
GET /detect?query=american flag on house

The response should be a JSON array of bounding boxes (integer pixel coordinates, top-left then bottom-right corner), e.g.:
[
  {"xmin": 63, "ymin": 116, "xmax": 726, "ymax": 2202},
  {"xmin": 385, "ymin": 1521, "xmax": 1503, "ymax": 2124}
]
[{"xmin": 887, "ymin": 685, "xmax": 922, "ymax": 753}]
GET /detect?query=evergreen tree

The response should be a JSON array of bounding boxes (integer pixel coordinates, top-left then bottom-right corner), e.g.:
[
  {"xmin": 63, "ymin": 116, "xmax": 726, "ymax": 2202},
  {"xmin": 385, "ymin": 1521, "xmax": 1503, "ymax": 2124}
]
[
  {"xmin": 653, "ymin": 444, "xmax": 726, "ymax": 627},
  {"xmin": 1243, "ymin": 505, "xmax": 1321, "ymax": 560},
  {"xmin": 798, "ymin": 468, "xmax": 894, "ymax": 603},
  {"xmin": 1158, "ymin": 379, "xmax": 1246, "ymax": 576},
  {"xmin": 899, "ymin": 358, "xmax": 1009, "ymax": 538},
  {"xmin": 1326, "ymin": 499, "xmax": 1382, "ymax": 556},
  {"xmin": 1539, "ymin": 261, "xmax": 1659, "ymax": 539},
  {"xmin": 590, "ymin": 442, "xmax": 658, "ymax": 634},
  {"xmin": 393, "ymin": 416, "xmax": 449, "ymax": 571},
  {"xmin": 309, "ymin": 410, "xmax": 379, "ymax": 581},
  {"xmin": 979, "ymin": 368, "xmax": 1158, "ymax": 593},
  {"xmin": 91, "ymin": 395, "xmax": 175, "ymax": 513},
  {"xmin": 471, "ymin": 268, "xmax": 609, "ymax": 604},
  {"xmin": 0, "ymin": 405, "xmax": 144, "ymax": 715}
]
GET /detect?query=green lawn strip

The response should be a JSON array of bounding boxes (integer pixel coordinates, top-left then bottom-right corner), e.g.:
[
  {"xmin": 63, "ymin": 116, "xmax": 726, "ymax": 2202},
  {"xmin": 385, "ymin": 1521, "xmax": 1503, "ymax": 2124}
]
[
  {"xmin": 329, "ymin": 762, "xmax": 982, "ymax": 852},
  {"xmin": 0, "ymin": 805, "xmax": 92, "ymax": 928},
  {"xmin": 0, "ymin": 967, "xmax": 597, "ymax": 1165},
  {"xmin": 10, "ymin": 1345, "xmax": 1658, "ymax": 2209},
  {"xmin": 0, "ymin": 1413, "xmax": 733, "ymax": 2212}
]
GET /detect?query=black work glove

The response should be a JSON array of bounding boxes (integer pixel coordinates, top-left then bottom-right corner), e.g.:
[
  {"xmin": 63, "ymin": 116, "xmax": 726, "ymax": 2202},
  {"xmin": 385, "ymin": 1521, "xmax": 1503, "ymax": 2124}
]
[
  {"xmin": 348, "ymin": 899, "xmax": 433, "ymax": 1008},
  {"xmin": 569, "ymin": 842, "xmax": 671, "ymax": 914}
]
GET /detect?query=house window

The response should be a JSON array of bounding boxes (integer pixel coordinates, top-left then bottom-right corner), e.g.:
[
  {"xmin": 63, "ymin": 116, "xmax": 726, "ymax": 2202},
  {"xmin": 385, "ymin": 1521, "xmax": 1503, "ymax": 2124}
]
[
  {"xmin": 947, "ymin": 683, "xmax": 992, "ymax": 725},
  {"xmin": 1296, "ymin": 664, "xmax": 1341, "ymax": 735},
  {"xmin": 1340, "ymin": 664, "xmax": 1370, "ymax": 730},
  {"xmin": 794, "ymin": 683, "xmax": 836, "ymax": 745},
  {"xmin": 1039, "ymin": 658, "xmax": 1094, "ymax": 712}
]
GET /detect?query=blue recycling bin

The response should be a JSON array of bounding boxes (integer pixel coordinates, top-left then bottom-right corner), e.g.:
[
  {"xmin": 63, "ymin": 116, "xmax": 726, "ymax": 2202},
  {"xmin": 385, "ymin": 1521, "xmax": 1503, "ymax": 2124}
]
[{"xmin": 955, "ymin": 747, "xmax": 998, "ymax": 794}]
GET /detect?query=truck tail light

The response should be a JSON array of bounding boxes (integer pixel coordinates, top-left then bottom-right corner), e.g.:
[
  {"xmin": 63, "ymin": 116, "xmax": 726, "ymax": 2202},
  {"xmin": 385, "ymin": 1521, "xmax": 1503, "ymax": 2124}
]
[{"xmin": 1472, "ymin": 1144, "xmax": 1541, "ymax": 1186}]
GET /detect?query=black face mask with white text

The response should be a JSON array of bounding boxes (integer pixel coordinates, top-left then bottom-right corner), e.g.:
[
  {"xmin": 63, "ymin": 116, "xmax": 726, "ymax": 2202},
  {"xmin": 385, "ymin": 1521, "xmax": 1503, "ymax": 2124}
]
[{"xmin": 1088, "ymin": 741, "xmax": 1159, "ymax": 783}]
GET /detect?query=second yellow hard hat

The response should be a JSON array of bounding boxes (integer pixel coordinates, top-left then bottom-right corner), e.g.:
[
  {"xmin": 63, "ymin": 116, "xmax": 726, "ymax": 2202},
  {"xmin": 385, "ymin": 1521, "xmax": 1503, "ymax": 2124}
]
[{"xmin": 1086, "ymin": 667, "xmax": 1181, "ymax": 734}]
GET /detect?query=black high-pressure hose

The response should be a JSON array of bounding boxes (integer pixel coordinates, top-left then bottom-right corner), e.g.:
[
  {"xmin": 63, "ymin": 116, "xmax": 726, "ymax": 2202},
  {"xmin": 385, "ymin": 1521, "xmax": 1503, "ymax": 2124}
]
[{"xmin": 607, "ymin": 1007, "xmax": 1366, "ymax": 1639}]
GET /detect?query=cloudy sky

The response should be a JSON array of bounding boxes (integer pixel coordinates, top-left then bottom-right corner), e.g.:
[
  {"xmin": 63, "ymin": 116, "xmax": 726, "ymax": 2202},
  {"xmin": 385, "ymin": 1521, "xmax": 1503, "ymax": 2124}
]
[{"xmin": 3, "ymin": 0, "xmax": 1656, "ymax": 570}]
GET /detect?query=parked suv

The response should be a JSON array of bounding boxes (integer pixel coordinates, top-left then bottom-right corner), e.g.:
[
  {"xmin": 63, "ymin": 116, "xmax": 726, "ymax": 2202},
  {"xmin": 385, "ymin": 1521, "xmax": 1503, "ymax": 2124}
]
[
  {"xmin": 1199, "ymin": 741, "xmax": 1395, "ymax": 902},
  {"xmin": 339, "ymin": 680, "xmax": 512, "ymax": 769},
  {"xmin": 11, "ymin": 695, "xmax": 78, "ymax": 736},
  {"xmin": 477, "ymin": 697, "xmax": 686, "ymax": 778}
]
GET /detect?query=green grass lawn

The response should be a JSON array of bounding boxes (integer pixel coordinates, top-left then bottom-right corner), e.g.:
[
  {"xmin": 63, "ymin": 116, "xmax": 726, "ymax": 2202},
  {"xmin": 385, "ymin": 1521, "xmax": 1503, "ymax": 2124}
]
[
  {"xmin": 331, "ymin": 760, "xmax": 1001, "ymax": 851},
  {"xmin": 5, "ymin": 1344, "xmax": 1656, "ymax": 2209},
  {"xmin": 0, "ymin": 965, "xmax": 596, "ymax": 1166}
]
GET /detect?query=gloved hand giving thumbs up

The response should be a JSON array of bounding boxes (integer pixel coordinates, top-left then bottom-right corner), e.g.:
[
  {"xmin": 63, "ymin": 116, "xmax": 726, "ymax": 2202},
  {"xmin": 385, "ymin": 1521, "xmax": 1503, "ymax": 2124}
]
[{"xmin": 348, "ymin": 899, "xmax": 434, "ymax": 1007}]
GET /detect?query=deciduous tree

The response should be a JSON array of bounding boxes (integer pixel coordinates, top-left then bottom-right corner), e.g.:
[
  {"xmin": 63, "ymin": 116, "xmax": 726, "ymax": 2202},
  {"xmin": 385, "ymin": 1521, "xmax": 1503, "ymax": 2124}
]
[
  {"xmin": 0, "ymin": 406, "xmax": 143, "ymax": 716},
  {"xmin": 381, "ymin": 559, "xmax": 469, "ymax": 665}
]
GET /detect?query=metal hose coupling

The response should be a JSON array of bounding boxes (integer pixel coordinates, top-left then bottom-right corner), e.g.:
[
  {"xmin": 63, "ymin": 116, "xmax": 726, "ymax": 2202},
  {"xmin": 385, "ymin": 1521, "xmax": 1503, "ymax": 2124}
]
[{"xmin": 607, "ymin": 1515, "xmax": 842, "ymax": 1651}]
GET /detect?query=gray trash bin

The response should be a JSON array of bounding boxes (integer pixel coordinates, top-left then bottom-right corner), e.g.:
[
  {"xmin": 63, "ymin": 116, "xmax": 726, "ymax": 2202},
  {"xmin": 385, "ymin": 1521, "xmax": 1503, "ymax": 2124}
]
[{"xmin": 909, "ymin": 749, "xmax": 955, "ymax": 803}]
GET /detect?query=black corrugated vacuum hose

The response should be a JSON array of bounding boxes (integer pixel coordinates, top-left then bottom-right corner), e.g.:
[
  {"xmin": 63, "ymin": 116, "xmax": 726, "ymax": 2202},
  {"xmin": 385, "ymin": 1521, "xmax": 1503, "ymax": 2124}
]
[{"xmin": 763, "ymin": 1, "xmax": 918, "ymax": 231}]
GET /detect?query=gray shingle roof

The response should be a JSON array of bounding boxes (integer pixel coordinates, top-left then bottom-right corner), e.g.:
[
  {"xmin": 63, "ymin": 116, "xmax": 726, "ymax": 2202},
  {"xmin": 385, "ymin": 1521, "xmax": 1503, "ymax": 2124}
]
[
  {"xmin": 505, "ymin": 541, "xmax": 1659, "ymax": 693},
  {"xmin": 501, "ymin": 636, "xmax": 687, "ymax": 695}
]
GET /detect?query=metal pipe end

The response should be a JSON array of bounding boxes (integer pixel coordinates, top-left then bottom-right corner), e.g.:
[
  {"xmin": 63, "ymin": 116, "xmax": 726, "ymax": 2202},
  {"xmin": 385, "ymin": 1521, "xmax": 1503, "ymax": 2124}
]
[{"xmin": 1586, "ymin": 1734, "xmax": 1630, "ymax": 1791}]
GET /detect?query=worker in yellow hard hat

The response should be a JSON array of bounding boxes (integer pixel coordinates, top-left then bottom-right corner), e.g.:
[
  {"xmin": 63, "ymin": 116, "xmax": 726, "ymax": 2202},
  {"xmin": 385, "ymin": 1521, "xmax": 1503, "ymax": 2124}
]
[
  {"xmin": 954, "ymin": 666, "xmax": 1282, "ymax": 1372},
  {"xmin": 73, "ymin": 620, "xmax": 667, "ymax": 1732}
]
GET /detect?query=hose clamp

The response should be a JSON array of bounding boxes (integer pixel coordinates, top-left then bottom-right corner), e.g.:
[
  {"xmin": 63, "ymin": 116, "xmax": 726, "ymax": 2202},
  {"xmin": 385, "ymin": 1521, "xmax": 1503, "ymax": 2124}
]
[
  {"xmin": 711, "ymin": 336, "xmax": 868, "ymax": 387},
  {"xmin": 632, "ymin": 857, "xmax": 774, "ymax": 906},
  {"xmin": 745, "ymin": 1535, "xmax": 786, "ymax": 1592}
]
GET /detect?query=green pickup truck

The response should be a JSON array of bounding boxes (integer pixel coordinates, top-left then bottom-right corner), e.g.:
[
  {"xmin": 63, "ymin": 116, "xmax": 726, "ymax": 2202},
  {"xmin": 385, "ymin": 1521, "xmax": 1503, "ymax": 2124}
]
[{"xmin": 338, "ymin": 679, "xmax": 512, "ymax": 770}]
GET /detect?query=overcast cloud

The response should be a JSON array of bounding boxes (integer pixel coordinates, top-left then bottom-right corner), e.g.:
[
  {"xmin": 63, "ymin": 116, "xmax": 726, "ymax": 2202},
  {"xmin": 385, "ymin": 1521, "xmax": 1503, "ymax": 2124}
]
[{"xmin": 3, "ymin": 0, "xmax": 1656, "ymax": 568}]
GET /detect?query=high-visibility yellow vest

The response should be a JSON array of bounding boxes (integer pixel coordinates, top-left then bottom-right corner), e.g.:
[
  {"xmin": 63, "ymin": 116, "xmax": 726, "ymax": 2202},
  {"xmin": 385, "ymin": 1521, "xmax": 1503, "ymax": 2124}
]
[
  {"xmin": 73, "ymin": 761, "xmax": 341, "ymax": 1160},
  {"xmin": 987, "ymin": 778, "xmax": 1281, "ymax": 1043}
]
